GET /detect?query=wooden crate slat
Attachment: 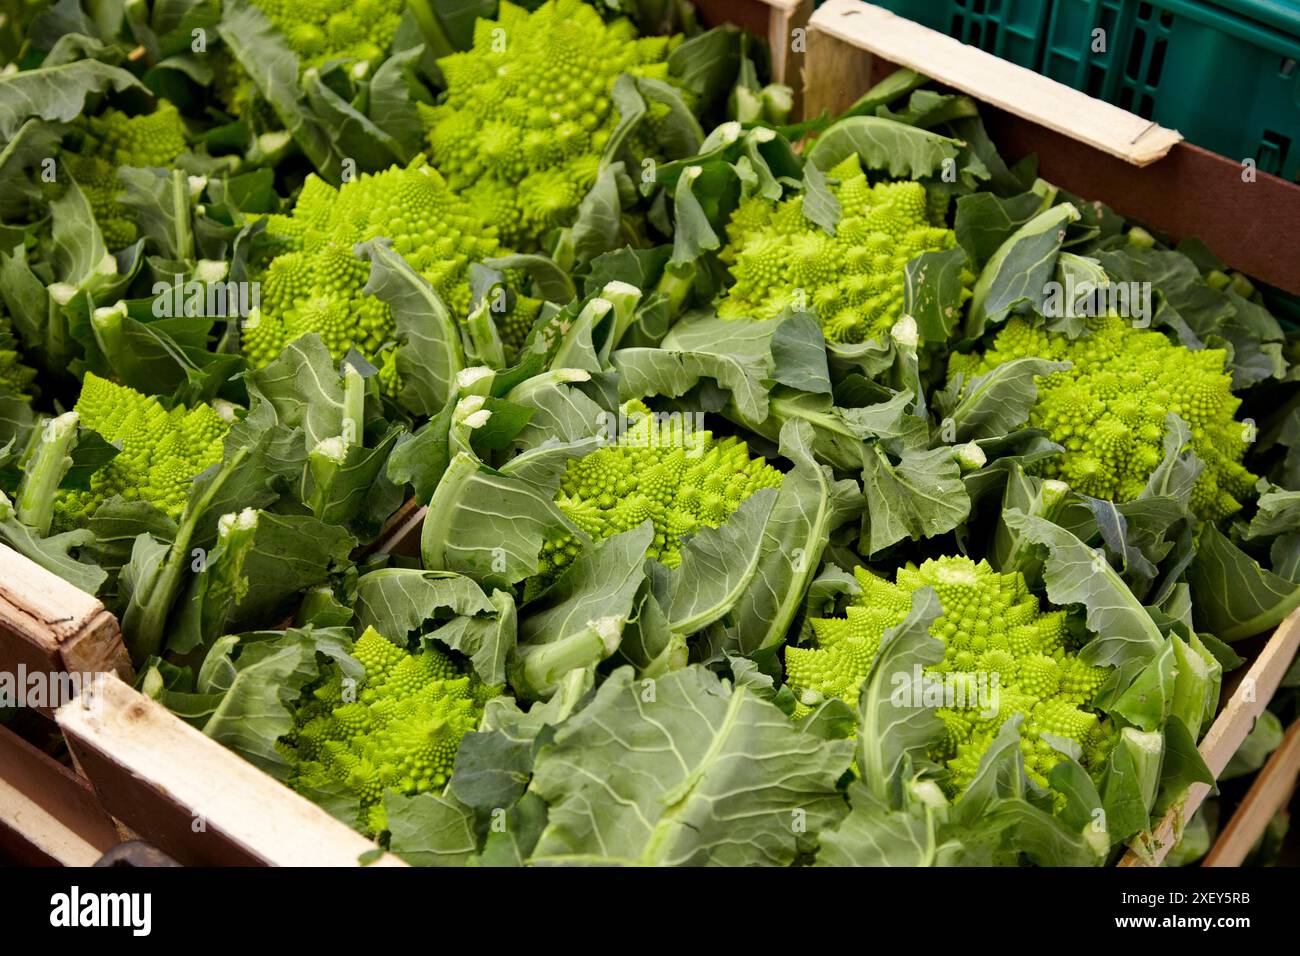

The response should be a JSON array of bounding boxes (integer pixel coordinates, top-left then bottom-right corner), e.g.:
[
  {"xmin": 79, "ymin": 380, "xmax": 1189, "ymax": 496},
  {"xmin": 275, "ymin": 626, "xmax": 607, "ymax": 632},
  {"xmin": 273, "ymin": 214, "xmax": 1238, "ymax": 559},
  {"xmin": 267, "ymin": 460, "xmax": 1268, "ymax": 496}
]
[
  {"xmin": 1203, "ymin": 717, "xmax": 1300, "ymax": 867},
  {"xmin": 353, "ymin": 495, "xmax": 422, "ymax": 561},
  {"xmin": 807, "ymin": 0, "xmax": 1180, "ymax": 165},
  {"xmin": 0, "ymin": 545, "xmax": 133, "ymax": 717},
  {"xmin": 374, "ymin": 504, "xmax": 426, "ymax": 559},
  {"xmin": 56, "ymin": 673, "xmax": 406, "ymax": 867},
  {"xmin": 0, "ymin": 723, "xmax": 121, "ymax": 866}
]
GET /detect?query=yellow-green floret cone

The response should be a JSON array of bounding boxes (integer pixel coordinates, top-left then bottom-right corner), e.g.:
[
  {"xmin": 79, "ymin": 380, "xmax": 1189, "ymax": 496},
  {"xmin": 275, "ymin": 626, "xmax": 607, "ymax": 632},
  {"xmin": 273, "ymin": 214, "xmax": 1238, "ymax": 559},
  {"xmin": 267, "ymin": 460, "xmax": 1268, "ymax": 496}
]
[
  {"xmin": 282, "ymin": 626, "xmax": 499, "ymax": 834},
  {"xmin": 785, "ymin": 557, "xmax": 1115, "ymax": 796},
  {"xmin": 535, "ymin": 401, "xmax": 783, "ymax": 584},
  {"xmin": 65, "ymin": 102, "xmax": 188, "ymax": 249},
  {"xmin": 422, "ymin": 0, "xmax": 681, "ymax": 249},
  {"xmin": 0, "ymin": 312, "xmax": 36, "ymax": 400},
  {"xmin": 947, "ymin": 314, "xmax": 1256, "ymax": 519},
  {"xmin": 242, "ymin": 160, "xmax": 542, "ymax": 381},
  {"xmin": 718, "ymin": 154, "xmax": 969, "ymax": 344},
  {"xmin": 53, "ymin": 373, "xmax": 230, "ymax": 530}
]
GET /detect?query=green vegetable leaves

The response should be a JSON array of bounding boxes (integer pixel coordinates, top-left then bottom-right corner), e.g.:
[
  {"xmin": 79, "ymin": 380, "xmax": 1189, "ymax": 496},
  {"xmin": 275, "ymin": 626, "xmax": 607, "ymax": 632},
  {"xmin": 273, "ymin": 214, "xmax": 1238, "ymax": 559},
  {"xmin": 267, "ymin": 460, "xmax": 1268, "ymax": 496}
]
[
  {"xmin": 529, "ymin": 666, "xmax": 853, "ymax": 865},
  {"xmin": 4, "ymin": 15, "xmax": 1291, "ymax": 874},
  {"xmin": 945, "ymin": 358, "xmax": 1070, "ymax": 441},
  {"xmin": 357, "ymin": 240, "xmax": 465, "ymax": 415},
  {"xmin": 0, "ymin": 60, "xmax": 143, "ymax": 143},
  {"xmin": 1002, "ymin": 511, "xmax": 1164, "ymax": 669},
  {"xmin": 1189, "ymin": 524, "xmax": 1300, "ymax": 640},
  {"xmin": 853, "ymin": 588, "xmax": 944, "ymax": 802},
  {"xmin": 805, "ymin": 116, "xmax": 963, "ymax": 180},
  {"xmin": 966, "ymin": 204, "xmax": 1080, "ymax": 337},
  {"xmin": 420, "ymin": 452, "xmax": 574, "ymax": 589}
]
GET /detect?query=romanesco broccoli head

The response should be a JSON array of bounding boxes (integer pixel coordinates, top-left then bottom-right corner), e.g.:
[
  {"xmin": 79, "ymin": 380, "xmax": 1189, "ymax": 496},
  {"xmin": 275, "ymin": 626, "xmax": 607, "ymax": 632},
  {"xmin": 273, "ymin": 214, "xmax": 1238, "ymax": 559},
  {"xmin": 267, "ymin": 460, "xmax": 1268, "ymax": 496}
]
[
  {"xmin": 718, "ymin": 154, "xmax": 968, "ymax": 344},
  {"xmin": 537, "ymin": 401, "xmax": 783, "ymax": 583},
  {"xmin": 0, "ymin": 312, "xmax": 36, "ymax": 400},
  {"xmin": 421, "ymin": 0, "xmax": 680, "ymax": 249},
  {"xmin": 255, "ymin": 0, "xmax": 402, "ymax": 68},
  {"xmin": 66, "ymin": 102, "xmax": 188, "ymax": 249},
  {"xmin": 215, "ymin": 0, "xmax": 404, "ymax": 115},
  {"xmin": 947, "ymin": 315, "xmax": 1256, "ymax": 519},
  {"xmin": 283, "ymin": 626, "xmax": 498, "ymax": 834},
  {"xmin": 53, "ymin": 372, "xmax": 230, "ymax": 530},
  {"xmin": 785, "ymin": 557, "xmax": 1114, "ymax": 794},
  {"xmin": 242, "ymin": 160, "xmax": 541, "ymax": 379}
]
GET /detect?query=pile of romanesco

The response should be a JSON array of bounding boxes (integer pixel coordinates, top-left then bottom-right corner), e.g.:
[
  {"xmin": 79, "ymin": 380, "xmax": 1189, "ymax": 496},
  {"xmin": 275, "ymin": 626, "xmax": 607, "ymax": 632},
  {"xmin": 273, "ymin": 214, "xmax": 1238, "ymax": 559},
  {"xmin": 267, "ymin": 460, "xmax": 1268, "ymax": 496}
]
[
  {"xmin": 65, "ymin": 102, "xmax": 189, "ymax": 249},
  {"xmin": 282, "ymin": 626, "xmax": 497, "ymax": 834},
  {"xmin": 242, "ymin": 160, "xmax": 540, "ymax": 382},
  {"xmin": 53, "ymin": 373, "xmax": 230, "ymax": 530},
  {"xmin": 9, "ymin": 0, "xmax": 1298, "ymax": 870},
  {"xmin": 537, "ymin": 401, "xmax": 783, "ymax": 581},
  {"xmin": 718, "ymin": 154, "xmax": 966, "ymax": 344},
  {"xmin": 786, "ymin": 557, "xmax": 1114, "ymax": 793},
  {"xmin": 948, "ymin": 314, "xmax": 1257, "ymax": 519},
  {"xmin": 421, "ymin": 0, "xmax": 681, "ymax": 249}
]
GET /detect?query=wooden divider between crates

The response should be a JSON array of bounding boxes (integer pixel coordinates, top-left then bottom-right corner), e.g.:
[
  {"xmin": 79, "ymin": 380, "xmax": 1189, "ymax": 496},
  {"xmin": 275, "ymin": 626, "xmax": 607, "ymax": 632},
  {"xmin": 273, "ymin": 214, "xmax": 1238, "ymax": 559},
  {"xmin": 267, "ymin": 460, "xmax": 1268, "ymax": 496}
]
[
  {"xmin": 806, "ymin": 0, "xmax": 1181, "ymax": 163},
  {"xmin": 804, "ymin": 0, "xmax": 1300, "ymax": 297},
  {"xmin": 55, "ymin": 673, "xmax": 406, "ymax": 867}
]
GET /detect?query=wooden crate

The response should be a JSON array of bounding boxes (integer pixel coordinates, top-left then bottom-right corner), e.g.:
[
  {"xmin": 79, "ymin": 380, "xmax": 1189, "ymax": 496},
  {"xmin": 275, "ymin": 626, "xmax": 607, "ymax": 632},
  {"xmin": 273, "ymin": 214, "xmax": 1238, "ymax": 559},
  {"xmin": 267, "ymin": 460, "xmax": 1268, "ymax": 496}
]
[
  {"xmin": 374, "ymin": 503, "xmax": 425, "ymax": 559},
  {"xmin": 0, "ymin": 495, "xmax": 420, "ymax": 864},
  {"xmin": 805, "ymin": 0, "xmax": 1300, "ymax": 866},
  {"xmin": 805, "ymin": 0, "xmax": 1300, "ymax": 297},
  {"xmin": 55, "ymin": 673, "xmax": 405, "ymax": 867},
  {"xmin": 0, "ymin": 495, "xmax": 422, "ymax": 868},
  {"xmin": 356, "ymin": 495, "xmax": 423, "ymax": 560},
  {"xmin": 8, "ymin": 1, "xmax": 1299, "ymax": 870}
]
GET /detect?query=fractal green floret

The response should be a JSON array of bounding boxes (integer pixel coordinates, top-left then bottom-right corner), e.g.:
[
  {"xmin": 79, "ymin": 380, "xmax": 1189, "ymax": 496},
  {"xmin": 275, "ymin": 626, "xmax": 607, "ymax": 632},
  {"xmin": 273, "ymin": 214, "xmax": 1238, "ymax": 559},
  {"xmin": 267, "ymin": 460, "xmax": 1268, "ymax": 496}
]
[
  {"xmin": 421, "ymin": 0, "xmax": 682, "ymax": 249},
  {"xmin": 785, "ymin": 557, "xmax": 1114, "ymax": 794},
  {"xmin": 242, "ymin": 159, "xmax": 540, "ymax": 381},
  {"xmin": 214, "ymin": 0, "xmax": 404, "ymax": 114},
  {"xmin": 281, "ymin": 626, "xmax": 497, "ymax": 834},
  {"xmin": 0, "ymin": 312, "xmax": 36, "ymax": 400},
  {"xmin": 252, "ymin": 0, "xmax": 401, "ymax": 68},
  {"xmin": 948, "ymin": 314, "xmax": 1256, "ymax": 519},
  {"xmin": 537, "ymin": 401, "xmax": 783, "ymax": 581},
  {"xmin": 65, "ymin": 102, "xmax": 188, "ymax": 249},
  {"xmin": 53, "ymin": 373, "xmax": 230, "ymax": 530},
  {"xmin": 718, "ymin": 154, "xmax": 967, "ymax": 344}
]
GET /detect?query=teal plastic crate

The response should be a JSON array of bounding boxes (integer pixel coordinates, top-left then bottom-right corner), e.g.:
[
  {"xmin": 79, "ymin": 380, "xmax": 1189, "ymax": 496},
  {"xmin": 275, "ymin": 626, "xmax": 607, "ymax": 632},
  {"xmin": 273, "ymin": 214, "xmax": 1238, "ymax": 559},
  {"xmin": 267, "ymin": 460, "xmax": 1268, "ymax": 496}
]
[
  {"xmin": 1041, "ymin": 0, "xmax": 1300, "ymax": 180},
  {"xmin": 870, "ymin": 0, "xmax": 1054, "ymax": 68}
]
